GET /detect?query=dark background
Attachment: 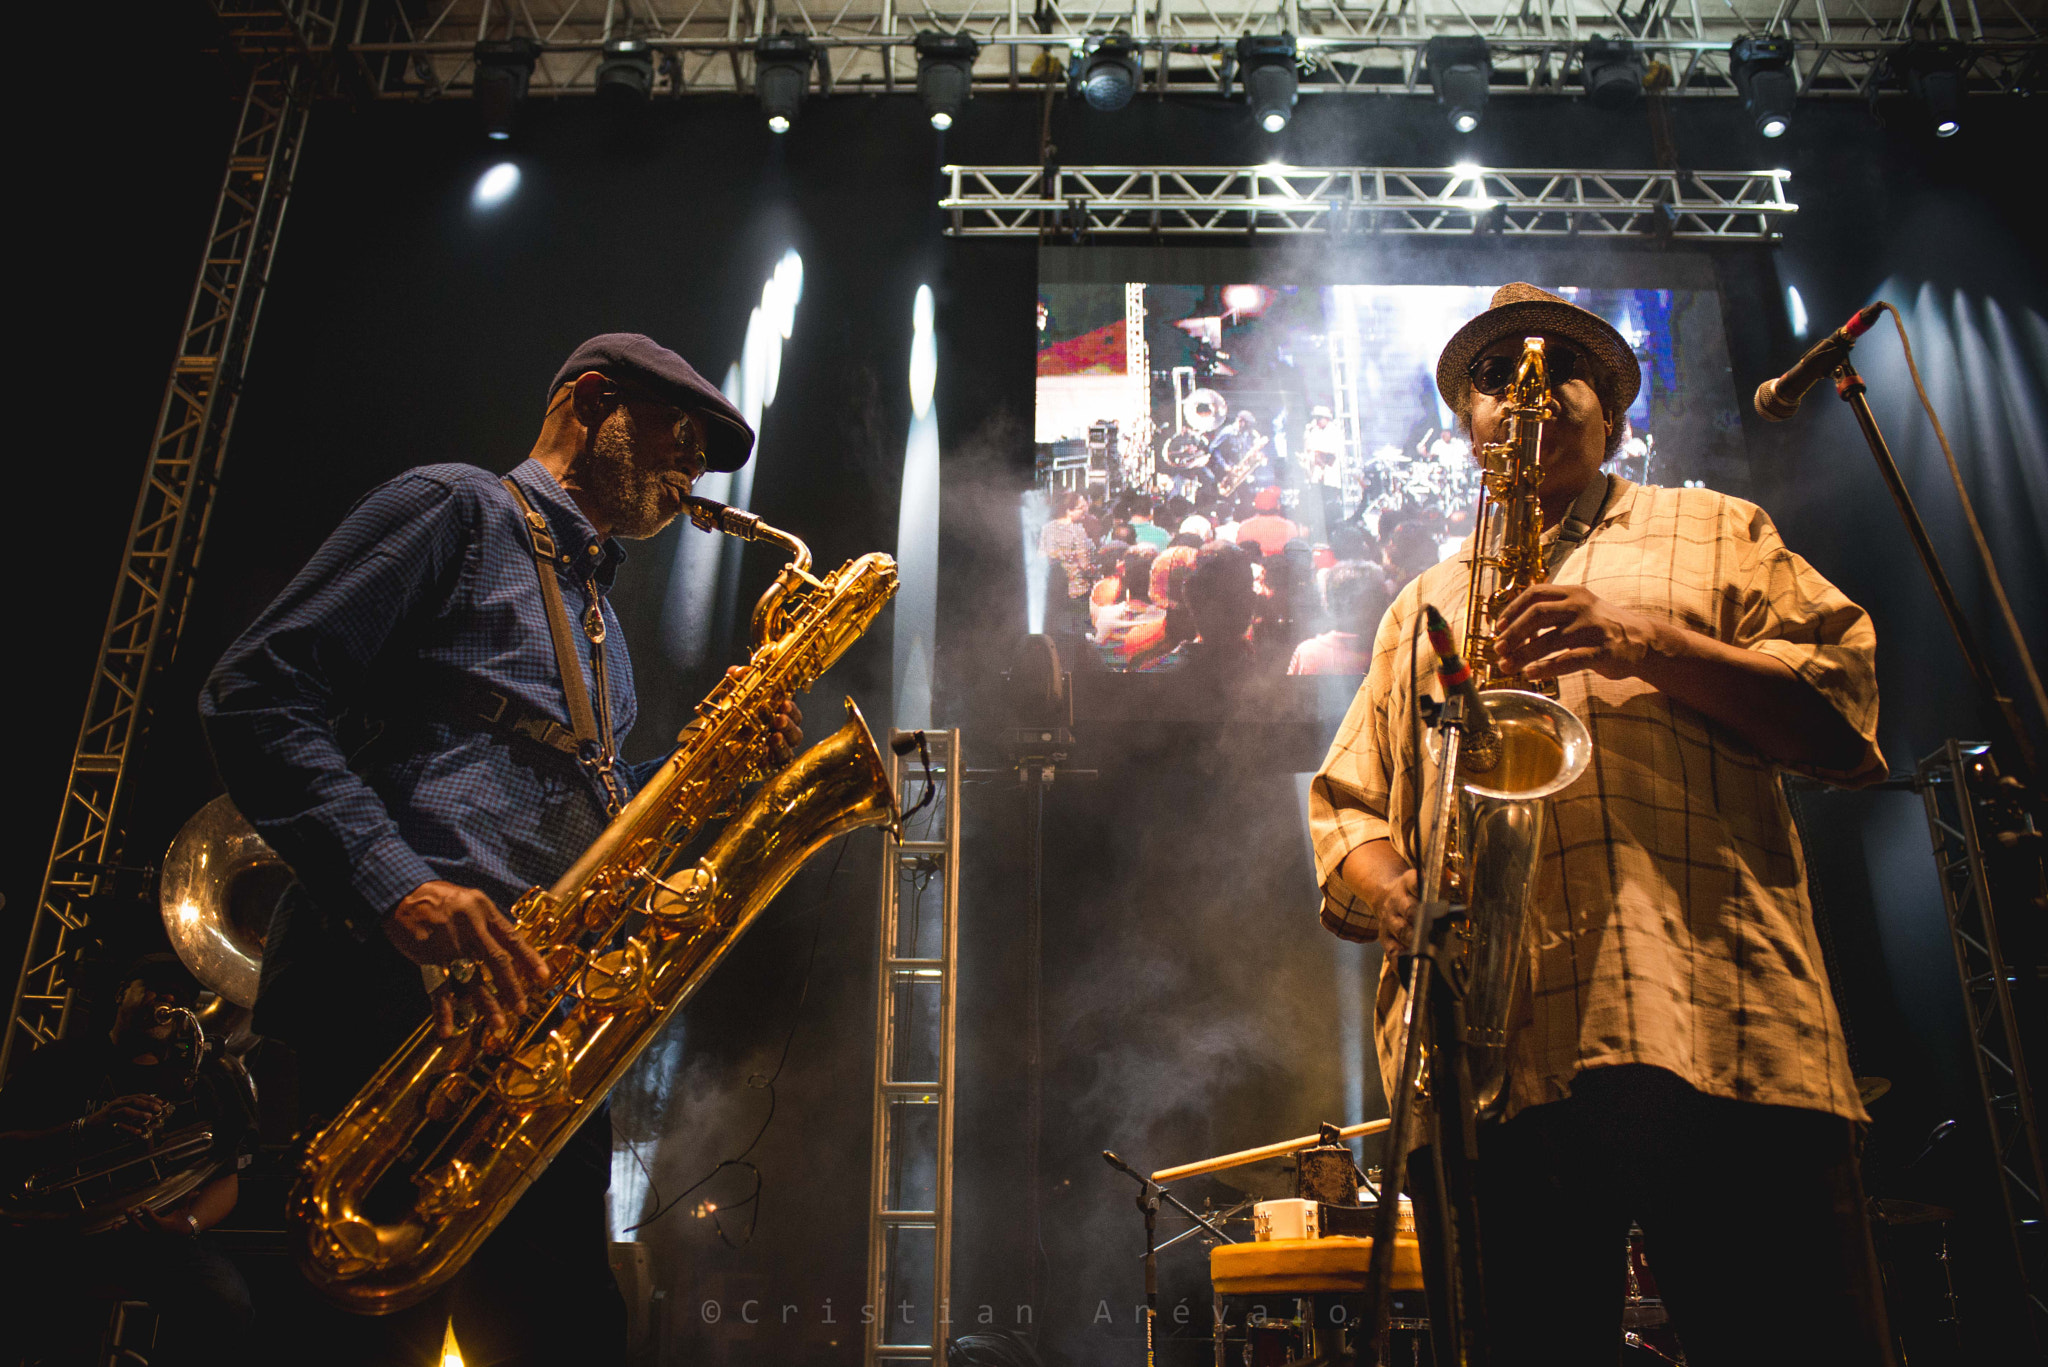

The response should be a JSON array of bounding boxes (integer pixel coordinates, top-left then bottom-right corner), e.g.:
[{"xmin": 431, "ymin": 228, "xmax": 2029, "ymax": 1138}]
[{"xmin": 13, "ymin": 7, "xmax": 2046, "ymax": 1362}]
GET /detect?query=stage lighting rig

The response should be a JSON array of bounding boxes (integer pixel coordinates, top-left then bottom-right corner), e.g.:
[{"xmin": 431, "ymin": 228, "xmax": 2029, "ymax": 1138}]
[
  {"xmin": 756, "ymin": 34, "xmax": 813, "ymax": 133},
  {"xmin": 472, "ymin": 37, "xmax": 541, "ymax": 140},
  {"xmin": 1428, "ymin": 37, "xmax": 1491, "ymax": 133},
  {"xmin": 1899, "ymin": 42, "xmax": 1968, "ymax": 137},
  {"xmin": 1580, "ymin": 36, "xmax": 1645, "ymax": 109},
  {"xmin": 1731, "ymin": 35, "xmax": 1796, "ymax": 138},
  {"xmin": 1078, "ymin": 34, "xmax": 1143, "ymax": 112},
  {"xmin": 916, "ymin": 32, "xmax": 979, "ymax": 130},
  {"xmin": 1237, "ymin": 35, "xmax": 1299, "ymax": 132},
  {"xmin": 597, "ymin": 37, "xmax": 655, "ymax": 105}
]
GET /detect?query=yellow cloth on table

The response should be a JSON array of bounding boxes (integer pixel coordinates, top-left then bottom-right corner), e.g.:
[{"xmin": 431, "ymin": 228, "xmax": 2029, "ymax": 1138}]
[{"xmin": 1210, "ymin": 1235, "xmax": 1423, "ymax": 1294}]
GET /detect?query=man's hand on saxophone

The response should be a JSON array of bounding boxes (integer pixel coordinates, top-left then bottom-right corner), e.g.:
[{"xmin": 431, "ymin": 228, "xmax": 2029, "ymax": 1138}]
[
  {"xmin": 386, "ymin": 881, "xmax": 551, "ymax": 1040},
  {"xmin": 1335, "ymin": 839, "xmax": 1423, "ymax": 953}
]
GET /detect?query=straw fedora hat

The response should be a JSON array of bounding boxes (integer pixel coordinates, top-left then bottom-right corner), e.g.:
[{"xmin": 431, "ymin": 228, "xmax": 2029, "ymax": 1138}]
[{"xmin": 1435, "ymin": 283, "xmax": 1641, "ymax": 421}]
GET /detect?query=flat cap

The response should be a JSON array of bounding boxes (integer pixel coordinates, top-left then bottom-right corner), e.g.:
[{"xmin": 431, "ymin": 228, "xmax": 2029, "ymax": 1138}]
[
  {"xmin": 1435, "ymin": 283, "xmax": 1641, "ymax": 421},
  {"xmin": 549, "ymin": 332, "xmax": 755, "ymax": 472}
]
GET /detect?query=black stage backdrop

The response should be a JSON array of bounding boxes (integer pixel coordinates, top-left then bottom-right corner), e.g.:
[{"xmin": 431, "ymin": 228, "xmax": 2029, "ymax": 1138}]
[{"xmin": 16, "ymin": 26, "xmax": 2048, "ymax": 1364}]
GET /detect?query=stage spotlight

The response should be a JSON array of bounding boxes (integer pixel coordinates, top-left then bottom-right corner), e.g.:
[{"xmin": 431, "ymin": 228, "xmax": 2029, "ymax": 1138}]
[
  {"xmin": 596, "ymin": 37, "xmax": 654, "ymax": 105},
  {"xmin": 1902, "ymin": 43, "xmax": 1968, "ymax": 137},
  {"xmin": 1581, "ymin": 35, "xmax": 1645, "ymax": 109},
  {"xmin": 1079, "ymin": 34, "xmax": 1142, "ymax": 112},
  {"xmin": 472, "ymin": 37, "xmax": 541, "ymax": 140},
  {"xmin": 1731, "ymin": 35, "xmax": 1796, "ymax": 139},
  {"xmin": 1427, "ymin": 36, "xmax": 1491, "ymax": 133},
  {"xmin": 915, "ymin": 31, "xmax": 979, "ymax": 130},
  {"xmin": 1237, "ymin": 35, "xmax": 1299, "ymax": 132},
  {"xmin": 755, "ymin": 34, "xmax": 813, "ymax": 133}
]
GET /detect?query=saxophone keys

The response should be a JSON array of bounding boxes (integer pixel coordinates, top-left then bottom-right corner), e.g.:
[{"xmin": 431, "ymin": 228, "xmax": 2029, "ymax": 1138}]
[
  {"xmin": 491, "ymin": 1031, "xmax": 577, "ymax": 1107},
  {"xmin": 646, "ymin": 863, "xmax": 720, "ymax": 935},
  {"xmin": 574, "ymin": 938, "xmax": 652, "ymax": 1009},
  {"xmin": 414, "ymin": 1159, "xmax": 481, "ymax": 1220}
]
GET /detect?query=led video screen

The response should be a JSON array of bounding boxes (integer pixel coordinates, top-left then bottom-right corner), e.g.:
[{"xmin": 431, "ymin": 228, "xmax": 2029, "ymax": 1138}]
[{"xmin": 1031, "ymin": 276, "xmax": 1745, "ymax": 680}]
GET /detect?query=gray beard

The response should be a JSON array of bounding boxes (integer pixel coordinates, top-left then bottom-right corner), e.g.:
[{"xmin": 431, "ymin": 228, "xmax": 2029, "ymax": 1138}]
[{"xmin": 579, "ymin": 410, "xmax": 685, "ymax": 541}]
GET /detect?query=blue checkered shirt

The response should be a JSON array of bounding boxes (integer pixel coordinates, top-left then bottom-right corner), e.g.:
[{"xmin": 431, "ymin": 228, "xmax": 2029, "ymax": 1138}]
[{"xmin": 200, "ymin": 458, "xmax": 668, "ymax": 924}]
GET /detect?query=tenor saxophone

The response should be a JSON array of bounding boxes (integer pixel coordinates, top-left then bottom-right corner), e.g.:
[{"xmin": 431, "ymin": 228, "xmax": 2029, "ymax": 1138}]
[
  {"xmin": 1433, "ymin": 337, "xmax": 1592, "ymax": 1115},
  {"xmin": 288, "ymin": 500, "xmax": 899, "ymax": 1313}
]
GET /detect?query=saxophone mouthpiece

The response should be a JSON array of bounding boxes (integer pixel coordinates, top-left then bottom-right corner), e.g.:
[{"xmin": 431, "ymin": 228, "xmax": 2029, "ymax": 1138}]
[{"xmin": 683, "ymin": 496, "xmax": 765, "ymax": 542}]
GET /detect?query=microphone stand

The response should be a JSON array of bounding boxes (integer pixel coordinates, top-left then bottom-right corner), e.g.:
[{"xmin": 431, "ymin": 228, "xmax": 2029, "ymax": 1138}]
[
  {"xmin": 1102, "ymin": 1150, "xmax": 1239, "ymax": 1367},
  {"xmin": 1833, "ymin": 355, "xmax": 2043, "ymax": 790},
  {"xmin": 1361, "ymin": 693, "xmax": 1487, "ymax": 1367}
]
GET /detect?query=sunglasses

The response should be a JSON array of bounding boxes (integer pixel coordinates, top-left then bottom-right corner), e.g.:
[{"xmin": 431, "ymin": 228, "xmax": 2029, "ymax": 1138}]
[{"xmin": 1466, "ymin": 344, "xmax": 1591, "ymax": 398}]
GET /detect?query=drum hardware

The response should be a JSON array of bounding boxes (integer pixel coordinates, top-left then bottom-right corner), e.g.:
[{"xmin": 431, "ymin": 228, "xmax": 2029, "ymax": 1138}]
[
  {"xmin": 1856, "ymin": 1075, "xmax": 1892, "ymax": 1107},
  {"xmin": 1104, "ymin": 1150, "xmax": 1243, "ymax": 1367}
]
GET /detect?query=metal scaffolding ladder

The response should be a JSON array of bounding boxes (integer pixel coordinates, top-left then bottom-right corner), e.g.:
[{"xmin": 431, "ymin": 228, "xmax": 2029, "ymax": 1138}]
[
  {"xmin": 864, "ymin": 729, "xmax": 963, "ymax": 1366},
  {"xmin": 3, "ymin": 50, "xmax": 313, "ymax": 1078},
  {"xmin": 1917, "ymin": 740, "xmax": 2046, "ymax": 1345}
]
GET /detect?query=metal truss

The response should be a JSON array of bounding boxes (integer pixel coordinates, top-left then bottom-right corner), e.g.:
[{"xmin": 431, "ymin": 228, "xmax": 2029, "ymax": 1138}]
[
  {"xmin": 326, "ymin": 0, "xmax": 2044, "ymax": 100},
  {"xmin": 1, "ymin": 55, "xmax": 312, "ymax": 1077},
  {"xmin": 1916, "ymin": 740, "xmax": 2047, "ymax": 1343},
  {"xmin": 865, "ymin": 729, "xmax": 963, "ymax": 1365},
  {"xmin": 939, "ymin": 163, "xmax": 1796, "ymax": 237}
]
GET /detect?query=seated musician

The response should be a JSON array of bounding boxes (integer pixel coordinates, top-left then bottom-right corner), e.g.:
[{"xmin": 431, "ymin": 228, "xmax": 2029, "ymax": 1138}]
[
  {"xmin": 1309, "ymin": 284, "xmax": 1896, "ymax": 1365},
  {"xmin": 0, "ymin": 954, "xmax": 255, "ymax": 1367}
]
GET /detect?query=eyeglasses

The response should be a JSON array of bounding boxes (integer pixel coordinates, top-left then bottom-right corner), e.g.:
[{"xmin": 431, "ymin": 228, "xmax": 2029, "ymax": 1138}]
[
  {"xmin": 1466, "ymin": 344, "xmax": 1590, "ymax": 398},
  {"xmin": 601, "ymin": 385, "xmax": 709, "ymax": 470}
]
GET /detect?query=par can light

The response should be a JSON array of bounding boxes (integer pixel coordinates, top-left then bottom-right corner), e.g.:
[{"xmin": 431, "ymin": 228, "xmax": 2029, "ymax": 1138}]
[
  {"xmin": 1237, "ymin": 35, "xmax": 1299, "ymax": 133},
  {"xmin": 472, "ymin": 37, "xmax": 541, "ymax": 140},
  {"xmin": 916, "ymin": 31, "xmax": 979, "ymax": 131},
  {"xmin": 1581, "ymin": 35, "xmax": 1644, "ymax": 109},
  {"xmin": 1427, "ymin": 36, "xmax": 1491, "ymax": 134},
  {"xmin": 1080, "ymin": 34, "xmax": 1143, "ymax": 112},
  {"xmin": 755, "ymin": 33, "xmax": 813, "ymax": 133},
  {"xmin": 1901, "ymin": 42, "xmax": 1968, "ymax": 138},
  {"xmin": 596, "ymin": 38, "xmax": 654, "ymax": 105},
  {"xmin": 1732, "ymin": 35, "xmax": 1796, "ymax": 139}
]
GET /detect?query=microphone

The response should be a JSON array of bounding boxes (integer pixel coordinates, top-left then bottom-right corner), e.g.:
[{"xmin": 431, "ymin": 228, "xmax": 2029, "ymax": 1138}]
[
  {"xmin": 1422, "ymin": 605, "xmax": 1500, "ymax": 774},
  {"xmin": 1754, "ymin": 303, "xmax": 1883, "ymax": 422}
]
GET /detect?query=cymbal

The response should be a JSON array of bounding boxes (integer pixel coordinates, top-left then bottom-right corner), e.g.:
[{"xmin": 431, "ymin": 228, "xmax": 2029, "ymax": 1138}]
[
  {"xmin": 1857, "ymin": 1076, "xmax": 1892, "ymax": 1106},
  {"xmin": 1872, "ymin": 1197, "xmax": 1955, "ymax": 1227}
]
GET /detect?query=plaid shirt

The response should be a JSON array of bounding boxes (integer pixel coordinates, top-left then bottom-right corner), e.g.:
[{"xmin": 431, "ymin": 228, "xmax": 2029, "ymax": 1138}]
[
  {"xmin": 1309, "ymin": 479, "xmax": 1886, "ymax": 1123},
  {"xmin": 201, "ymin": 458, "xmax": 668, "ymax": 925}
]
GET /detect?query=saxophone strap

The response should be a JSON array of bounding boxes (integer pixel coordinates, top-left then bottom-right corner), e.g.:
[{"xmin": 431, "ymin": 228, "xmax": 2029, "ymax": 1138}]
[
  {"xmin": 500, "ymin": 478, "xmax": 625, "ymax": 816},
  {"xmin": 1545, "ymin": 470, "xmax": 1612, "ymax": 576}
]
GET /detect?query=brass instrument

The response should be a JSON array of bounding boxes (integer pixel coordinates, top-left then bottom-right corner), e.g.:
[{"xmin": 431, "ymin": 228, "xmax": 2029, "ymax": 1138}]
[
  {"xmin": 160, "ymin": 793, "xmax": 290, "ymax": 1010},
  {"xmin": 1435, "ymin": 337, "xmax": 1593, "ymax": 1115},
  {"xmin": 1215, "ymin": 433, "xmax": 1272, "ymax": 499},
  {"xmin": 288, "ymin": 500, "xmax": 900, "ymax": 1314},
  {"xmin": 4, "ymin": 1007, "xmax": 254, "ymax": 1234}
]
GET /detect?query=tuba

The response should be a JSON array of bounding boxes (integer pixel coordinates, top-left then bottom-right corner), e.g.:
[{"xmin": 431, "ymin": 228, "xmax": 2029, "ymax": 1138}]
[
  {"xmin": 288, "ymin": 500, "xmax": 899, "ymax": 1313},
  {"xmin": 1432, "ymin": 337, "xmax": 1593, "ymax": 1116}
]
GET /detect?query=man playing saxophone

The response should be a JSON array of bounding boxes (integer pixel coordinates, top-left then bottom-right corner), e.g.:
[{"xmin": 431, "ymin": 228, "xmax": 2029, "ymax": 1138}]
[
  {"xmin": 200, "ymin": 334, "xmax": 800, "ymax": 1366},
  {"xmin": 1310, "ymin": 286, "xmax": 1896, "ymax": 1364}
]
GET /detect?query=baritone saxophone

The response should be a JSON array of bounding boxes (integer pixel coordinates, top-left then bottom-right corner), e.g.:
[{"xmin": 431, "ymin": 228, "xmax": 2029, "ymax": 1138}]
[
  {"xmin": 1433, "ymin": 337, "xmax": 1592, "ymax": 1115},
  {"xmin": 288, "ymin": 498, "xmax": 900, "ymax": 1313}
]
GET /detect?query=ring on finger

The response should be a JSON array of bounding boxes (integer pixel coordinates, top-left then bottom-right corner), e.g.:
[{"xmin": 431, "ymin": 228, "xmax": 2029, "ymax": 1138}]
[{"xmin": 445, "ymin": 958, "xmax": 479, "ymax": 986}]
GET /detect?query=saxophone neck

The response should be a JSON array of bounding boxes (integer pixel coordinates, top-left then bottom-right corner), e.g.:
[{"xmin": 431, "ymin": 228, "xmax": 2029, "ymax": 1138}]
[{"xmin": 683, "ymin": 495, "xmax": 818, "ymax": 645}]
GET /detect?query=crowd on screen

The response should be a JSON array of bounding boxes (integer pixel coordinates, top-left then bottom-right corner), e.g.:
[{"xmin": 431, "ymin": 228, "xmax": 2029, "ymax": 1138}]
[{"xmin": 1037, "ymin": 487, "xmax": 1454, "ymax": 677}]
